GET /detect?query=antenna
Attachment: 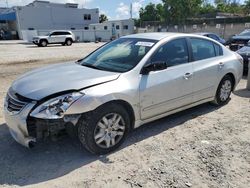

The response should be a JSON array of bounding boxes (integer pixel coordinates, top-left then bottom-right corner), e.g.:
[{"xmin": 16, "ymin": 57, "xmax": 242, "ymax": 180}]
[{"xmin": 6, "ymin": 0, "xmax": 9, "ymax": 8}]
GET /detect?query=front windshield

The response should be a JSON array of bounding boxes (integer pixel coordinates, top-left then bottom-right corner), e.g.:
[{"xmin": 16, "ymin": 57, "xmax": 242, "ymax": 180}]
[
  {"xmin": 239, "ymin": 30, "xmax": 250, "ymax": 36},
  {"xmin": 80, "ymin": 38, "xmax": 157, "ymax": 73}
]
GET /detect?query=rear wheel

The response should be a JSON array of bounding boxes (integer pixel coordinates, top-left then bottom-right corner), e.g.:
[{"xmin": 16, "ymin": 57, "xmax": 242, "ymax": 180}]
[
  {"xmin": 212, "ymin": 75, "xmax": 233, "ymax": 106},
  {"xmin": 65, "ymin": 39, "xmax": 72, "ymax": 46},
  {"xmin": 78, "ymin": 103, "xmax": 131, "ymax": 154}
]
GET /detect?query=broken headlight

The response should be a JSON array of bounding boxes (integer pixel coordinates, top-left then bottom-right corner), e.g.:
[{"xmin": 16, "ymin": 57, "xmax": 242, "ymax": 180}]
[{"xmin": 30, "ymin": 92, "xmax": 84, "ymax": 119}]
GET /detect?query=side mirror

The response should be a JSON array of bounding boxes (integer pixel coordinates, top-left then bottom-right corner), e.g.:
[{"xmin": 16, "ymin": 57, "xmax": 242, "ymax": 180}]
[{"xmin": 141, "ymin": 61, "xmax": 167, "ymax": 75}]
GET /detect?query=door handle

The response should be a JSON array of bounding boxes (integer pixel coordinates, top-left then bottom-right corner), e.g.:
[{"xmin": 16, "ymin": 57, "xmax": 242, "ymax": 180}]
[
  {"xmin": 183, "ymin": 73, "xmax": 193, "ymax": 80},
  {"xmin": 219, "ymin": 62, "xmax": 224, "ymax": 68}
]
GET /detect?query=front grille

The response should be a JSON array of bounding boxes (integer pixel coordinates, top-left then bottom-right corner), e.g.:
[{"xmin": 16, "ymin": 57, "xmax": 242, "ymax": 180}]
[{"xmin": 6, "ymin": 93, "xmax": 28, "ymax": 113}]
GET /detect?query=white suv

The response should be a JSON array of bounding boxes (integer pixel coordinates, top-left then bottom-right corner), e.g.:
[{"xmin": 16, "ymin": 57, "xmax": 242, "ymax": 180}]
[{"xmin": 32, "ymin": 30, "xmax": 75, "ymax": 47}]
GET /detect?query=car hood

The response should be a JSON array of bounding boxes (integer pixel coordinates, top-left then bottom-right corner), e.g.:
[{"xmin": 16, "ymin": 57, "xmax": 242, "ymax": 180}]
[
  {"xmin": 232, "ymin": 35, "xmax": 250, "ymax": 40},
  {"xmin": 236, "ymin": 46, "xmax": 250, "ymax": 55},
  {"xmin": 11, "ymin": 62, "xmax": 120, "ymax": 100}
]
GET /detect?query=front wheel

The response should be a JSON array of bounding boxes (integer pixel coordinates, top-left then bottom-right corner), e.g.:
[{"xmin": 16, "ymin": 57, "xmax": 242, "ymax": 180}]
[
  {"xmin": 40, "ymin": 40, "xmax": 47, "ymax": 47},
  {"xmin": 212, "ymin": 75, "xmax": 233, "ymax": 106},
  {"xmin": 78, "ymin": 103, "xmax": 131, "ymax": 154}
]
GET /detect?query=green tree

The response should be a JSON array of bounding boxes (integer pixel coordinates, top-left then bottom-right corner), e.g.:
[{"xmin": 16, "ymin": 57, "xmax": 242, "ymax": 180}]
[
  {"xmin": 99, "ymin": 14, "xmax": 108, "ymax": 23},
  {"xmin": 162, "ymin": 0, "xmax": 204, "ymax": 24},
  {"xmin": 199, "ymin": 3, "xmax": 216, "ymax": 15},
  {"xmin": 139, "ymin": 3, "xmax": 161, "ymax": 21},
  {"xmin": 244, "ymin": 0, "xmax": 250, "ymax": 15}
]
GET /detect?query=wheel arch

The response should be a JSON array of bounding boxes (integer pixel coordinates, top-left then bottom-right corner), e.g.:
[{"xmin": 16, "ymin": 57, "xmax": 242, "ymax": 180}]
[
  {"xmin": 95, "ymin": 100, "xmax": 135, "ymax": 130},
  {"xmin": 40, "ymin": 38, "xmax": 48, "ymax": 43},
  {"xmin": 224, "ymin": 72, "xmax": 236, "ymax": 90},
  {"xmin": 65, "ymin": 37, "xmax": 73, "ymax": 42}
]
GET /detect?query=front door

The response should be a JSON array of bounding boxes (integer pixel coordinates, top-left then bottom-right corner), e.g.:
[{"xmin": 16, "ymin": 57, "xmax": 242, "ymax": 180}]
[{"xmin": 140, "ymin": 38, "xmax": 193, "ymax": 120}]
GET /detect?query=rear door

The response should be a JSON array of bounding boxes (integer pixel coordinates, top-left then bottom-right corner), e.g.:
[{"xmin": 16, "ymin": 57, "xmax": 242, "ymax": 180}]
[
  {"xmin": 189, "ymin": 38, "xmax": 223, "ymax": 102},
  {"xmin": 140, "ymin": 38, "xmax": 193, "ymax": 120}
]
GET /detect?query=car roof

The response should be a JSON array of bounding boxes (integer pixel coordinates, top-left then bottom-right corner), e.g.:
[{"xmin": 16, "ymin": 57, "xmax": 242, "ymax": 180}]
[
  {"xmin": 50, "ymin": 30, "xmax": 72, "ymax": 33},
  {"xmin": 193, "ymin": 32, "xmax": 216, "ymax": 36},
  {"xmin": 121, "ymin": 32, "xmax": 212, "ymax": 41}
]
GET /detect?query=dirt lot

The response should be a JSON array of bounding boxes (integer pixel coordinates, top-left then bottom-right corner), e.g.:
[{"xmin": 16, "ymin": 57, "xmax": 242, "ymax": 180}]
[{"xmin": 0, "ymin": 41, "xmax": 249, "ymax": 188}]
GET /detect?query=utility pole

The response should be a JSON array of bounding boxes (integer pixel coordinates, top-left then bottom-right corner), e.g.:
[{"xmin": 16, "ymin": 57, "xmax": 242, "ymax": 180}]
[
  {"xmin": 6, "ymin": 0, "xmax": 9, "ymax": 8},
  {"xmin": 130, "ymin": 3, "xmax": 132, "ymax": 19}
]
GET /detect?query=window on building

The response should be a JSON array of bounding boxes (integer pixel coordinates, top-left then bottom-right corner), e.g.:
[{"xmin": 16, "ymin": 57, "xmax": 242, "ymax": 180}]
[
  {"xmin": 123, "ymin": 25, "xmax": 128, "ymax": 30},
  {"xmin": 104, "ymin": 26, "xmax": 108, "ymax": 30},
  {"xmin": 71, "ymin": 28, "xmax": 76, "ymax": 30},
  {"xmin": 84, "ymin": 27, "xmax": 89, "ymax": 30},
  {"xmin": 28, "ymin": 28, "xmax": 35, "ymax": 30},
  {"xmin": 84, "ymin": 14, "xmax": 91, "ymax": 20},
  {"xmin": 116, "ymin": 25, "xmax": 120, "ymax": 30}
]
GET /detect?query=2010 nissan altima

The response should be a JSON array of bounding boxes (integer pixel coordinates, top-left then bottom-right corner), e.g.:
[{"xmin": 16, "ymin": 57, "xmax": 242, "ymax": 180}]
[{"xmin": 4, "ymin": 33, "xmax": 243, "ymax": 154}]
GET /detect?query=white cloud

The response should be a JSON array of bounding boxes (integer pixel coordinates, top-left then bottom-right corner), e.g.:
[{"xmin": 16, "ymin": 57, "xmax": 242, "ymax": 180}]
[
  {"xmin": 115, "ymin": 2, "xmax": 130, "ymax": 19},
  {"xmin": 132, "ymin": 0, "xmax": 144, "ymax": 17},
  {"xmin": 98, "ymin": 8, "xmax": 111, "ymax": 20},
  {"xmin": 115, "ymin": 0, "xmax": 144, "ymax": 19}
]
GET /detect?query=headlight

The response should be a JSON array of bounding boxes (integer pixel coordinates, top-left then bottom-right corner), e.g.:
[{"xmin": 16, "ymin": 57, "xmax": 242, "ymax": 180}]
[{"xmin": 30, "ymin": 92, "xmax": 84, "ymax": 119}]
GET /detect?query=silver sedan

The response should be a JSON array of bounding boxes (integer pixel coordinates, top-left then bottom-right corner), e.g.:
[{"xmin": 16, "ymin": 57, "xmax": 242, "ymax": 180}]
[{"xmin": 4, "ymin": 33, "xmax": 243, "ymax": 154}]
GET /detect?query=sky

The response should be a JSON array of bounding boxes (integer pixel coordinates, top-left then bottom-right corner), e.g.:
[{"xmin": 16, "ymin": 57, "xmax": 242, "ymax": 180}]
[{"xmin": 0, "ymin": 0, "xmax": 245, "ymax": 20}]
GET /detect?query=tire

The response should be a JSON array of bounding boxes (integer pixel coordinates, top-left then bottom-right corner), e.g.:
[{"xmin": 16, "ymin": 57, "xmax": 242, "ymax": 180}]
[
  {"xmin": 40, "ymin": 40, "xmax": 47, "ymax": 47},
  {"xmin": 78, "ymin": 103, "xmax": 131, "ymax": 154},
  {"xmin": 65, "ymin": 39, "xmax": 72, "ymax": 46},
  {"xmin": 212, "ymin": 75, "xmax": 233, "ymax": 106}
]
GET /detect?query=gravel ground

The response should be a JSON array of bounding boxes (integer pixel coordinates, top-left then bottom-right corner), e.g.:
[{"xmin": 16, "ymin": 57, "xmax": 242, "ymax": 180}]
[{"xmin": 0, "ymin": 41, "xmax": 249, "ymax": 188}]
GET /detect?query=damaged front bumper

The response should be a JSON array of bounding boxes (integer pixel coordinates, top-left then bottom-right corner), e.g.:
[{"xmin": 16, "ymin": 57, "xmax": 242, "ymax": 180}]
[
  {"xmin": 4, "ymin": 102, "xmax": 37, "ymax": 147},
  {"xmin": 4, "ymin": 93, "xmax": 81, "ymax": 148}
]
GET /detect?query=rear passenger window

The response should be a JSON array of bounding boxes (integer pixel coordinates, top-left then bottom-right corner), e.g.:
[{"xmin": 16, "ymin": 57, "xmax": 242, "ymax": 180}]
[
  {"xmin": 190, "ymin": 38, "xmax": 216, "ymax": 61},
  {"xmin": 151, "ymin": 38, "xmax": 189, "ymax": 67},
  {"xmin": 214, "ymin": 43, "xmax": 223, "ymax": 56}
]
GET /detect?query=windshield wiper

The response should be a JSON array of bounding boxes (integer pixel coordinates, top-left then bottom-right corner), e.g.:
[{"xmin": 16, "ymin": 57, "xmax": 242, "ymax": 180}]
[{"xmin": 81, "ymin": 63, "xmax": 104, "ymax": 71}]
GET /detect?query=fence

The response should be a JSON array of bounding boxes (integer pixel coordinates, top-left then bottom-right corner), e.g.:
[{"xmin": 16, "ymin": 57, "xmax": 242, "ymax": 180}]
[
  {"xmin": 137, "ymin": 21, "xmax": 250, "ymax": 40},
  {"xmin": 21, "ymin": 29, "xmax": 113, "ymax": 42}
]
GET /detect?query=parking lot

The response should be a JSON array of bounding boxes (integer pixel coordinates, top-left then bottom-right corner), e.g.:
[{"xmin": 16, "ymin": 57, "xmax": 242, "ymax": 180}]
[{"xmin": 0, "ymin": 41, "xmax": 249, "ymax": 188}]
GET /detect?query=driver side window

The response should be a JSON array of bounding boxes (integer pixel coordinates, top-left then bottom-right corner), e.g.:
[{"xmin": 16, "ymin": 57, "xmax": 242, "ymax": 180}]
[{"xmin": 151, "ymin": 38, "xmax": 189, "ymax": 67}]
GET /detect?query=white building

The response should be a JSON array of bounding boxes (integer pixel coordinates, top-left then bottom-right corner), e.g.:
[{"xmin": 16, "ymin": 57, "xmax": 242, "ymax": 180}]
[
  {"xmin": 0, "ymin": 1, "xmax": 135, "ymax": 41},
  {"xmin": 16, "ymin": 1, "xmax": 99, "ymax": 32},
  {"xmin": 89, "ymin": 19, "xmax": 135, "ymax": 39},
  {"xmin": 0, "ymin": 0, "xmax": 99, "ymax": 39}
]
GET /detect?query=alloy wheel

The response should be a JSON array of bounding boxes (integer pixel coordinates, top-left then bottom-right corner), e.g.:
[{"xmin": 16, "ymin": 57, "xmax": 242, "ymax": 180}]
[
  {"xmin": 94, "ymin": 113, "xmax": 126, "ymax": 149},
  {"xmin": 220, "ymin": 80, "xmax": 232, "ymax": 101}
]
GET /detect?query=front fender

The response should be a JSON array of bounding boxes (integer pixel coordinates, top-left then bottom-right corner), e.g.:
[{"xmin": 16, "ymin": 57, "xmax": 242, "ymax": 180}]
[{"xmin": 65, "ymin": 75, "xmax": 141, "ymax": 121}]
